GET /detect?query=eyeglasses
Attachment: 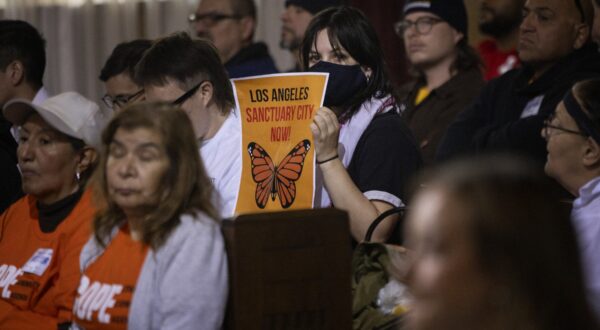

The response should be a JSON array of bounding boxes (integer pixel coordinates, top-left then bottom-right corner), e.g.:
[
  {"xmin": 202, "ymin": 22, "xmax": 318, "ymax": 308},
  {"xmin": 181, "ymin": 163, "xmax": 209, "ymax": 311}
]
[
  {"xmin": 102, "ymin": 89, "xmax": 144, "ymax": 110},
  {"xmin": 542, "ymin": 112, "xmax": 587, "ymax": 138},
  {"xmin": 188, "ymin": 12, "xmax": 241, "ymax": 27},
  {"xmin": 172, "ymin": 80, "xmax": 207, "ymax": 106},
  {"xmin": 394, "ymin": 17, "xmax": 443, "ymax": 36}
]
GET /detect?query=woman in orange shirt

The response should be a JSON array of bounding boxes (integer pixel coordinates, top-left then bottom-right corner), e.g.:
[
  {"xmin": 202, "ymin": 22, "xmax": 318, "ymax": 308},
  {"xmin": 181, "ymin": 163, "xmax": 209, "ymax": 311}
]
[
  {"xmin": 0, "ymin": 92, "xmax": 107, "ymax": 330},
  {"xmin": 72, "ymin": 103, "xmax": 228, "ymax": 330}
]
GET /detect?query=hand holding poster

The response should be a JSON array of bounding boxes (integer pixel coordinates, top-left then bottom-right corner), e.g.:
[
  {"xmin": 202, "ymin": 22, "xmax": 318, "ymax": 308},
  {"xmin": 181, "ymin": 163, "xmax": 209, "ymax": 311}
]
[{"xmin": 233, "ymin": 73, "xmax": 328, "ymax": 214}]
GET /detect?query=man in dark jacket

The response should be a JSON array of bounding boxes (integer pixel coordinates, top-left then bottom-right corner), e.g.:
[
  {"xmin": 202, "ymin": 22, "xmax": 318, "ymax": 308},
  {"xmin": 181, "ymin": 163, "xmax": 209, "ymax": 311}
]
[
  {"xmin": 190, "ymin": 0, "xmax": 278, "ymax": 78},
  {"xmin": 437, "ymin": 0, "xmax": 600, "ymax": 167}
]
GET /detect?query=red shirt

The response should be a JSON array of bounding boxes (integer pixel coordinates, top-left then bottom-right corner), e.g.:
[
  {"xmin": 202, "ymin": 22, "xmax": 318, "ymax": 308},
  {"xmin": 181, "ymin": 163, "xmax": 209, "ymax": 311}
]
[
  {"xmin": 478, "ymin": 39, "xmax": 520, "ymax": 81},
  {"xmin": 73, "ymin": 225, "xmax": 148, "ymax": 330},
  {"xmin": 0, "ymin": 190, "xmax": 94, "ymax": 330}
]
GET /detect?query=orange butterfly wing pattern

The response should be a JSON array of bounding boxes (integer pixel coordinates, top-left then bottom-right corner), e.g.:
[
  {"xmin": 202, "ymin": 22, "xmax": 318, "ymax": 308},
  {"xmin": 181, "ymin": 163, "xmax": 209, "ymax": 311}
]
[{"xmin": 247, "ymin": 139, "xmax": 311, "ymax": 209}]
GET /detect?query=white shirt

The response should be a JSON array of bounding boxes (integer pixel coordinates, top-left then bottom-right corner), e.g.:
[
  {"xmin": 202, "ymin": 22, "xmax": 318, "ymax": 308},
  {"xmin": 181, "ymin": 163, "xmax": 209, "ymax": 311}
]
[
  {"xmin": 572, "ymin": 176, "xmax": 600, "ymax": 320},
  {"xmin": 199, "ymin": 108, "xmax": 242, "ymax": 219},
  {"xmin": 32, "ymin": 86, "xmax": 50, "ymax": 105}
]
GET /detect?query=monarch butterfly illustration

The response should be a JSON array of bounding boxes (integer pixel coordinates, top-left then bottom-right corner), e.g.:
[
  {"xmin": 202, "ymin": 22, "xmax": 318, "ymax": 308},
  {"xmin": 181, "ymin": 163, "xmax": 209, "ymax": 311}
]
[{"xmin": 247, "ymin": 139, "xmax": 311, "ymax": 209}]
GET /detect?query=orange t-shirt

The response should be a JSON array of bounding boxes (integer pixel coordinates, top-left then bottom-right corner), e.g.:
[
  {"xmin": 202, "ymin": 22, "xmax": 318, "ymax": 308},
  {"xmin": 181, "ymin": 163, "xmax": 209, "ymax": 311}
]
[
  {"xmin": 73, "ymin": 225, "xmax": 148, "ymax": 330},
  {"xmin": 0, "ymin": 190, "xmax": 95, "ymax": 330}
]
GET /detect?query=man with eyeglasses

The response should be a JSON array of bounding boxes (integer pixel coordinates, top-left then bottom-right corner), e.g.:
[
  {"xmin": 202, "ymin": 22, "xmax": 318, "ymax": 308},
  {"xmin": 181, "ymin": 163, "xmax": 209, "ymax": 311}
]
[
  {"xmin": 135, "ymin": 32, "xmax": 241, "ymax": 218},
  {"xmin": 279, "ymin": 0, "xmax": 344, "ymax": 71},
  {"xmin": 0, "ymin": 20, "xmax": 49, "ymax": 213},
  {"xmin": 189, "ymin": 0, "xmax": 278, "ymax": 79},
  {"xmin": 99, "ymin": 39, "xmax": 152, "ymax": 112},
  {"xmin": 396, "ymin": 0, "xmax": 483, "ymax": 166},
  {"xmin": 437, "ymin": 0, "xmax": 600, "ymax": 172},
  {"xmin": 477, "ymin": 0, "xmax": 524, "ymax": 80}
]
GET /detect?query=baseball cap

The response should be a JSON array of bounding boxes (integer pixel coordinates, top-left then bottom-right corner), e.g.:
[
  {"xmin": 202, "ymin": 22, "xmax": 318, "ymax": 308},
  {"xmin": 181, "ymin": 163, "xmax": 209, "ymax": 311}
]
[{"xmin": 3, "ymin": 91, "xmax": 110, "ymax": 148}]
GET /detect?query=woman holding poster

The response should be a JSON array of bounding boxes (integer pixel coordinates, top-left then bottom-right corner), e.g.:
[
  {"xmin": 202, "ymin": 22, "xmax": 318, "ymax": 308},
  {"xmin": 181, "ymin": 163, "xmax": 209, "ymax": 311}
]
[{"xmin": 303, "ymin": 6, "xmax": 422, "ymax": 243}]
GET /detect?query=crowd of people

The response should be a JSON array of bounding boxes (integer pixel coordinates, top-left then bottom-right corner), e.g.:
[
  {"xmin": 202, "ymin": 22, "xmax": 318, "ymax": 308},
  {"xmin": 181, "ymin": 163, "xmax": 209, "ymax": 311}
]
[{"xmin": 1, "ymin": 0, "xmax": 600, "ymax": 329}]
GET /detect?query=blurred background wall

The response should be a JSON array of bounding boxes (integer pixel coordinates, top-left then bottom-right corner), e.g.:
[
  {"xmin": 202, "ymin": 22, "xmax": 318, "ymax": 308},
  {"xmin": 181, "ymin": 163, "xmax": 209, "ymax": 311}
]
[{"xmin": 0, "ymin": 0, "xmax": 484, "ymax": 106}]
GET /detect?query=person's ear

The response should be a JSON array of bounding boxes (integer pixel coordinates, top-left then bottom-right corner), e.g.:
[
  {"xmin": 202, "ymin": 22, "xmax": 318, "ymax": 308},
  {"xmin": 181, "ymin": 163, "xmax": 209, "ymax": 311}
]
[
  {"xmin": 452, "ymin": 30, "xmax": 464, "ymax": 45},
  {"xmin": 239, "ymin": 16, "xmax": 255, "ymax": 42},
  {"xmin": 6, "ymin": 60, "xmax": 25, "ymax": 86},
  {"xmin": 573, "ymin": 22, "xmax": 590, "ymax": 49},
  {"xmin": 361, "ymin": 66, "xmax": 373, "ymax": 82},
  {"xmin": 198, "ymin": 81, "xmax": 214, "ymax": 108},
  {"xmin": 76, "ymin": 147, "xmax": 97, "ymax": 176},
  {"xmin": 582, "ymin": 138, "xmax": 600, "ymax": 167}
]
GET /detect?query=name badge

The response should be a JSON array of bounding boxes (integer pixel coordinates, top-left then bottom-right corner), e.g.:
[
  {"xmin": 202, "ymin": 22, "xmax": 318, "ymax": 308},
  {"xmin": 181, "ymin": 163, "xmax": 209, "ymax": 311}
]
[
  {"xmin": 22, "ymin": 248, "xmax": 53, "ymax": 276},
  {"xmin": 521, "ymin": 95, "xmax": 544, "ymax": 118}
]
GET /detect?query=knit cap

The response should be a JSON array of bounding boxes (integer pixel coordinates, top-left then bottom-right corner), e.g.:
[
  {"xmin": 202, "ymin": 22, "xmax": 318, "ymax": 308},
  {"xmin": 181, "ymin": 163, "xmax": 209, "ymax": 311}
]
[
  {"xmin": 403, "ymin": 0, "xmax": 468, "ymax": 37},
  {"xmin": 285, "ymin": 0, "xmax": 345, "ymax": 15}
]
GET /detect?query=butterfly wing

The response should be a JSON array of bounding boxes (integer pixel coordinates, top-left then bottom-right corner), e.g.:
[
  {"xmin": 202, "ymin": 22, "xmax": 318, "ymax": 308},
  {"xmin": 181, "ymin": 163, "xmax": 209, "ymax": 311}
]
[
  {"xmin": 247, "ymin": 142, "xmax": 276, "ymax": 209},
  {"xmin": 275, "ymin": 139, "xmax": 311, "ymax": 208}
]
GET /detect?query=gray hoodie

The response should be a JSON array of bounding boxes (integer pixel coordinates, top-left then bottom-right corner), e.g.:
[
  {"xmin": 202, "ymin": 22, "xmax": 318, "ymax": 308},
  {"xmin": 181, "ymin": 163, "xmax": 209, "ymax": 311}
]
[{"xmin": 74, "ymin": 212, "xmax": 228, "ymax": 330}]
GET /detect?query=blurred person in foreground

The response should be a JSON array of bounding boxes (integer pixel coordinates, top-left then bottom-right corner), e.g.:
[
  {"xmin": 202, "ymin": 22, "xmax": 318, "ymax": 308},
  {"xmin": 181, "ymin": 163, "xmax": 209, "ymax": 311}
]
[{"xmin": 404, "ymin": 154, "xmax": 599, "ymax": 330}]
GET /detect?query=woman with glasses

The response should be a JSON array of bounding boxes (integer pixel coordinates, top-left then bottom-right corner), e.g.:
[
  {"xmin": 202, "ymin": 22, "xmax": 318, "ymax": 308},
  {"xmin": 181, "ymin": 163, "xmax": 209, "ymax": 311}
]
[
  {"xmin": 396, "ymin": 0, "xmax": 483, "ymax": 165},
  {"xmin": 405, "ymin": 154, "xmax": 599, "ymax": 330},
  {"xmin": 71, "ymin": 103, "xmax": 227, "ymax": 330},
  {"xmin": 542, "ymin": 78, "xmax": 600, "ymax": 320},
  {"xmin": 302, "ymin": 6, "xmax": 422, "ymax": 243}
]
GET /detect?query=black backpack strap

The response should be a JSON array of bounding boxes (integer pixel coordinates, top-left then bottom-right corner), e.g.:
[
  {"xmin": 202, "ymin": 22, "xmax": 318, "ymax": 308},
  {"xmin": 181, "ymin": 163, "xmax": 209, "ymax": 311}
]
[{"xmin": 364, "ymin": 206, "xmax": 405, "ymax": 242}]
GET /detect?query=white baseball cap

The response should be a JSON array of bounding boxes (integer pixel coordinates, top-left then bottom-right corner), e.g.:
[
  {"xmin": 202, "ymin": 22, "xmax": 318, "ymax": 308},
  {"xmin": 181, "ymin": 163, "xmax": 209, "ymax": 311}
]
[{"xmin": 2, "ymin": 92, "xmax": 110, "ymax": 148}]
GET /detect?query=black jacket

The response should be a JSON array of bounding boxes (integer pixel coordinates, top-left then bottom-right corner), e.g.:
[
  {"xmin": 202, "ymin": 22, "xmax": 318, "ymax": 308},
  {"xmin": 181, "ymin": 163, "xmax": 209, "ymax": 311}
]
[
  {"xmin": 225, "ymin": 42, "xmax": 278, "ymax": 79},
  {"xmin": 0, "ymin": 115, "xmax": 22, "ymax": 213},
  {"xmin": 400, "ymin": 67, "xmax": 484, "ymax": 165},
  {"xmin": 436, "ymin": 43, "xmax": 600, "ymax": 166}
]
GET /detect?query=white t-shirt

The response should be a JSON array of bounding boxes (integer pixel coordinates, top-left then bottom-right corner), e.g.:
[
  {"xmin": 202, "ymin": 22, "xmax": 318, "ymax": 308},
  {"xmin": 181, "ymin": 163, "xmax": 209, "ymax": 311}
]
[{"xmin": 199, "ymin": 108, "xmax": 242, "ymax": 219}]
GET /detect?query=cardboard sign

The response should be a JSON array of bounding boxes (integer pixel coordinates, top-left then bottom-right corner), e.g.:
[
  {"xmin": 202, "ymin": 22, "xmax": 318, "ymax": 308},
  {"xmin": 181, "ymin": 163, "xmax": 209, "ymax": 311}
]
[{"xmin": 233, "ymin": 73, "xmax": 328, "ymax": 214}]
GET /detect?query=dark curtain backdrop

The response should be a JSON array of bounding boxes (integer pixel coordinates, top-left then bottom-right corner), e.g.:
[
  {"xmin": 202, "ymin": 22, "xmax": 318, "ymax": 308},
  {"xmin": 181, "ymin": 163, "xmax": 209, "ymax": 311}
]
[{"xmin": 350, "ymin": 0, "xmax": 409, "ymax": 87}]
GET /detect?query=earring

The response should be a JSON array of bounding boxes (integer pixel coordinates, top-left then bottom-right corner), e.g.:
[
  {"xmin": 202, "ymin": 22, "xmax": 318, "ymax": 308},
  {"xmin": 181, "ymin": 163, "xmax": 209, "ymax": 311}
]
[{"xmin": 76, "ymin": 171, "xmax": 81, "ymax": 182}]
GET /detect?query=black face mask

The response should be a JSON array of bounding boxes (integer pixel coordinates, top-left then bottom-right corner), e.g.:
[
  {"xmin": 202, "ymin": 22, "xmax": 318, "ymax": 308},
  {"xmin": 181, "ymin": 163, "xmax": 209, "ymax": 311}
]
[{"xmin": 308, "ymin": 61, "xmax": 368, "ymax": 107}]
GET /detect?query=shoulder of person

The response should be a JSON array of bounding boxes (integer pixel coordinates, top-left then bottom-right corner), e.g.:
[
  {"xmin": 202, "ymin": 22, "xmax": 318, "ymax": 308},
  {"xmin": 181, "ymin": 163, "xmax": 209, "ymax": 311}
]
[
  {"xmin": 156, "ymin": 211, "xmax": 222, "ymax": 254},
  {"xmin": 363, "ymin": 111, "xmax": 419, "ymax": 150},
  {"xmin": 80, "ymin": 232, "xmax": 110, "ymax": 272}
]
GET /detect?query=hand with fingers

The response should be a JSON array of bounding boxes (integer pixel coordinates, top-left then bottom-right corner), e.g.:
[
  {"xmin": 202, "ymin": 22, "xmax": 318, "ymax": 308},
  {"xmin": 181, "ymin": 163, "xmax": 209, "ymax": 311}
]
[{"xmin": 310, "ymin": 107, "xmax": 340, "ymax": 164}]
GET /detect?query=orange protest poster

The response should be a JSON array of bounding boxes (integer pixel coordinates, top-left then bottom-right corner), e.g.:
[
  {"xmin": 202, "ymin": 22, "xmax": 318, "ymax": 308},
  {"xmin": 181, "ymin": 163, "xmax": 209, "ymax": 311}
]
[{"xmin": 233, "ymin": 73, "xmax": 328, "ymax": 214}]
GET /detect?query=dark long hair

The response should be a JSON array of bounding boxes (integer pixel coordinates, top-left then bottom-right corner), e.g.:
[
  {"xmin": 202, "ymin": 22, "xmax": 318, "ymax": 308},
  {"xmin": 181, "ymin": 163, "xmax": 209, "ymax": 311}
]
[
  {"xmin": 300, "ymin": 6, "xmax": 397, "ymax": 121},
  {"xmin": 92, "ymin": 102, "xmax": 218, "ymax": 250},
  {"xmin": 416, "ymin": 154, "xmax": 599, "ymax": 330}
]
